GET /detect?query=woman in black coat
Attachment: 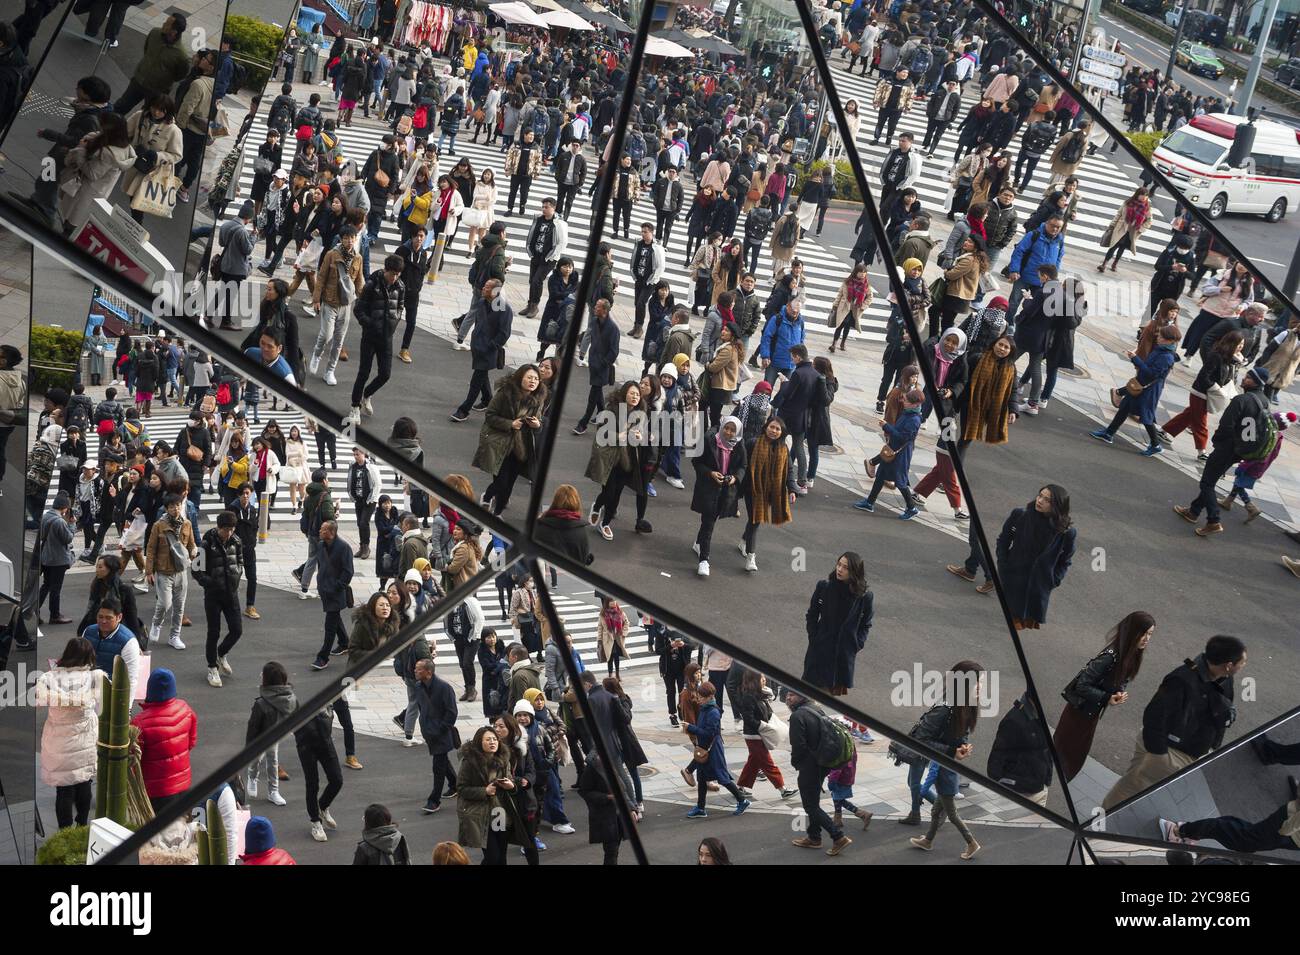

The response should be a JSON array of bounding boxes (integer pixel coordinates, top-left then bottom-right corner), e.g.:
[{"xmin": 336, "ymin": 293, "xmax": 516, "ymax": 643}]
[
  {"xmin": 995, "ymin": 484, "xmax": 1077, "ymax": 631},
  {"xmin": 534, "ymin": 483, "xmax": 595, "ymax": 566},
  {"xmin": 374, "ymin": 494, "xmax": 402, "ymax": 587},
  {"xmin": 1053, "ymin": 611, "xmax": 1153, "ymax": 781},
  {"xmin": 802, "ymin": 552, "xmax": 873, "ymax": 694},
  {"xmin": 690, "ymin": 419, "xmax": 747, "ymax": 571},
  {"xmin": 536, "ymin": 257, "xmax": 579, "ymax": 361},
  {"xmin": 1041, "ymin": 276, "xmax": 1085, "ymax": 406},
  {"xmin": 807, "ymin": 357, "xmax": 837, "ymax": 486},
  {"xmin": 57, "ymin": 428, "xmax": 87, "ymax": 499},
  {"xmin": 577, "ymin": 752, "xmax": 628, "ymax": 865}
]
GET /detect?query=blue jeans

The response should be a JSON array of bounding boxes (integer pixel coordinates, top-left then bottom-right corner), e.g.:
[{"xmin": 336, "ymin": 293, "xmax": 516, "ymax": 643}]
[
  {"xmin": 809, "ymin": 442, "xmax": 821, "ymax": 480},
  {"xmin": 1005, "ymin": 278, "xmax": 1037, "ymax": 329},
  {"xmin": 1040, "ymin": 362, "xmax": 1061, "ymax": 402},
  {"xmin": 661, "ymin": 444, "xmax": 682, "ymax": 480},
  {"xmin": 437, "ymin": 131, "xmax": 457, "ymax": 153},
  {"xmin": 908, "ymin": 760, "xmax": 938, "ymax": 814},
  {"xmin": 366, "ymin": 206, "xmax": 384, "ymax": 241},
  {"xmin": 359, "ymin": 228, "xmax": 373, "ymax": 276},
  {"xmin": 543, "ymin": 766, "xmax": 570, "ymax": 824}
]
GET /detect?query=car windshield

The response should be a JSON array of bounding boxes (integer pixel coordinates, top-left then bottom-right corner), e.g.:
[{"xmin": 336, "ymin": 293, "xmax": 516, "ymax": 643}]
[
  {"xmin": 1160, "ymin": 129, "xmax": 1228, "ymax": 166},
  {"xmin": 1191, "ymin": 45, "xmax": 1215, "ymax": 58}
]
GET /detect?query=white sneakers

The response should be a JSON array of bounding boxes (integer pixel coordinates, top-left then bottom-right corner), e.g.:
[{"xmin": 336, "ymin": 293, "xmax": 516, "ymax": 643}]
[
  {"xmin": 267, "ymin": 787, "xmax": 287, "ymax": 807},
  {"xmin": 298, "ymin": 589, "xmax": 312, "ymax": 600},
  {"xmin": 206, "ymin": 667, "xmax": 222, "ymax": 688},
  {"xmin": 361, "ymin": 397, "xmax": 374, "ymax": 416},
  {"xmin": 453, "ymin": 341, "xmax": 470, "ymax": 351},
  {"xmin": 321, "ymin": 807, "xmax": 338, "ymax": 830},
  {"xmin": 402, "ymin": 737, "xmax": 420, "ymax": 747},
  {"xmin": 697, "ymin": 560, "xmax": 710, "ymax": 577},
  {"xmin": 691, "ymin": 541, "xmax": 700, "ymax": 557},
  {"xmin": 302, "ymin": 304, "xmax": 317, "ymax": 316},
  {"xmin": 665, "ymin": 476, "xmax": 685, "ymax": 489},
  {"xmin": 737, "ymin": 540, "xmax": 749, "ymax": 557},
  {"xmin": 323, "ymin": 369, "xmax": 337, "ymax": 386},
  {"xmin": 552, "ymin": 822, "xmax": 576, "ymax": 834},
  {"xmin": 348, "ymin": 406, "xmax": 362, "ymax": 423},
  {"xmin": 309, "ymin": 354, "xmax": 321, "ymax": 375},
  {"xmin": 247, "ymin": 777, "xmax": 257, "ymax": 799},
  {"xmin": 168, "ymin": 634, "xmax": 185, "ymax": 650},
  {"xmin": 217, "ymin": 656, "xmax": 232, "ymax": 676},
  {"xmin": 310, "ymin": 821, "xmax": 328, "ymax": 842},
  {"xmin": 745, "ymin": 554, "xmax": 758, "ymax": 572}
]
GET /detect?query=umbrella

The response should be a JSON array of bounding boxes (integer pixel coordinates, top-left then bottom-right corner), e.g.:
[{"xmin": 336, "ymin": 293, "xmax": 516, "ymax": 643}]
[
  {"xmin": 540, "ymin": 7, "xmax": 595, "ymax": 30},
  {"xmin": 684, "ymin": 28, "xmax": 742, "ymax": 56},
  {"xmin": 584, "ymin": 5, "xmax": 632, "ymax": 33},
  {"xmin": 490, "ymin": 1, "xmax": 549, "ymax": 28},
  {"xmin": 652, "ymin": 27, "xmax": 697, "ymax": 47},
  {"xmin": 644, "ymin": 34, "xmax": 695, "ymax": 58}
]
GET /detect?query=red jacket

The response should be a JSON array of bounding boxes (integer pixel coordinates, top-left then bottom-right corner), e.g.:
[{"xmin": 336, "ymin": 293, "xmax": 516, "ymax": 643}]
[
  {"xmin": 131, "ymin": 698, "xmax": 198, "ymax": 797},
  {"xmin": 239, "ymin": 848, "xmax": 297, "ymax": 865}
]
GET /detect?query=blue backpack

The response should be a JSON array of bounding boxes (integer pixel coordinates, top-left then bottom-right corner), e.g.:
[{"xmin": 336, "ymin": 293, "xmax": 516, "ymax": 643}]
[{"xmin": 530, "ymin": 107, "xmax": 550, "ymax": 139}]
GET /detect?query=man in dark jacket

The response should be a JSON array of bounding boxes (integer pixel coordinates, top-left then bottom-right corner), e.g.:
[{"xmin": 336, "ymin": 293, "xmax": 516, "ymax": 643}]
[
  {"xmin": 312, "ymin": 520, "xmax": 353, "ymax": 669},
  {"xmin": 349, "ymin": 254, "xmax": 405, "ymax": 421},
  {"xmin": 113, "ymin": 14, "xmax": 189, "ymax": 115},
  {"xmin": 194, "ymin": 510, "xmax": 244, "ymax": 687},
  {"xmin": 1104, "ymin": 635, "xmax": 1246, "ymax": 810},
  {"xmin": 553, "ymin": 140, "xmax": 587, "ymax": 219},
  {"xmin": 573, "ymin": 298, "xmax": 620, "ymax": 435},
  {"xmin": 395, "ymin": 226, "xmax": 432, "ymax": 361},
  {"xmin": 1201, "ymin": 303, "xmax": 1267, "ymax": 367},
  {"xmin": 454, "ymin": 224, "xmax": 508, "ymax": 346},
  {"xmin": 217, "ymin": 202, "xmax": 257, "ymax": 329},
  {"xmin": 1175, "ymin": 366, "xmax": 1271, "ymax": 535},
  {"xmin": 877, "ymin": 132, "xmax": 916, "ymax": 212},
  {"xmin": 787, "ymin": 691, "xmax": 850, "ymax": 853},
  {"xmin": 709, "ymin": 187, "xmax": 740, "ymax": 241},
  {"xmin": 414, "ymin": 658, "xmax": 459, "ymax": 813},
  {"xmin": 983, "ymin": 187, "xmax": 1020, "ymax": 274},
  {"xmin": 521, "ymin": 198, "xmax": 566, "ymax": 317},
  {"xmin": 923, "ymin": 79, "xmax": 962, "ymax": 156},
  {"xmin": 232, "ymin": 483, "xmax": 259, "ymax": 620},
  {"xmin": 1013, "ymin": 110, "xmax": 1058, "ymax": 191},
  {"xmin": 772, "ymin": 344, "xmax": 818, "ymax": 493},
  {"xmin": 450, "ymin": 278, "xmax": 513, "ymax": 422},
  {"xmin": 652, "ymin": 165, "xmax": 684, "ymax": 244},
  {"xmin": 19, "ymin": 74, "xmax": 110, "ymax": 227}
]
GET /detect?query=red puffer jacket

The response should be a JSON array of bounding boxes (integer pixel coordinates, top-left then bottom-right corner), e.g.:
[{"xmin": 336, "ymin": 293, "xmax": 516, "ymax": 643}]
[
  {"xmin": 131, "ymin": 698, "xmax": 198, "ymax": 797},
  {"xmin": 239, "ymin": 848, "xmax": 297, "ymax": 865}
]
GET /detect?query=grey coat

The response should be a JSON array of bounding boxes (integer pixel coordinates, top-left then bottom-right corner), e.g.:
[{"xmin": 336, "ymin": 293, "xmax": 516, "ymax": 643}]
[{"xmin": 40, "ymin": 508, "xmax": 76, "ymax": 567}]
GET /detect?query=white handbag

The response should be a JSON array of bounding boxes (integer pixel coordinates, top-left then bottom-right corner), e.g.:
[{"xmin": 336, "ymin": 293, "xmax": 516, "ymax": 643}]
[
  {"xmin": 758, "ymin": 713, "xmax": 788, "ymax": 751},
  {"xmin": 1205, "ymin": 380, "xmax": 1237, "ymax": 415}
]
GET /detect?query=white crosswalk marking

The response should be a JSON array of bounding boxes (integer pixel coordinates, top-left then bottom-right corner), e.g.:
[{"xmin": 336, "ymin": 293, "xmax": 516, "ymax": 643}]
[
  {"xmin": 824, "ymin": 58, "xmax": 1175, "ymax": 265},
  {"xmin": 46, "ymin": 403, "xmax": 411, "ymax": 528},
  {"xmin": 50, "ymin": 403, "xmax": 658, "ymax": 668},
  {"xmin": 234, "ymin": 107, "xmax": 884, "ymax": 339}
]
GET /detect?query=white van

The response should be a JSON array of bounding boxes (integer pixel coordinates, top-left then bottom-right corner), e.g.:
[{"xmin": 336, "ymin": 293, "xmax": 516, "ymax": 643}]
[{"xmin": 1151, "ymin": 113, "xmax": 1300, "ymax": 221}]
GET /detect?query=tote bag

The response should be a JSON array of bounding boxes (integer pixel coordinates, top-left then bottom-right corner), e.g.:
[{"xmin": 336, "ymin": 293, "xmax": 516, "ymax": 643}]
[{"xmin": 130, "ymin": 163, "xmax": 181, "ymax": 218}]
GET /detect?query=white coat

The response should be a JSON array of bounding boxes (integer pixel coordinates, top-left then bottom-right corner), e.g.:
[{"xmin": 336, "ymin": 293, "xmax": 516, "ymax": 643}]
[{"xmin": 35, "ymin": 665, "xmax": 104, "ymax": 787}]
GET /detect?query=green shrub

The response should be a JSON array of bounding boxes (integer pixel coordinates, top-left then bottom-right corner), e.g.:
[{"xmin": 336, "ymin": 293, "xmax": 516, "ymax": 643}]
[
  {"xmin": 1125, "ymin": 131, "xmax": 1166, "ymax": 160},
  {"xmin": 794, "ymin": 158, "xmax": 864, "ymax": 203},
  {"xmin": 35, "ymin": 825, "xmax": 89, "ymax": 865},
  {"xmin": 224, "ymin": 14, "xmax": 286, "ymax": 94},
  {"xmin": 29, "ymin": 324, "xmax": 85, "ymax": 396}
]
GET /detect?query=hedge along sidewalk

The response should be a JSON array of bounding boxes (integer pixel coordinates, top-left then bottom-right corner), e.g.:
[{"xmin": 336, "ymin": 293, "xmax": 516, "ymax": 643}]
[{"xmin": 1099, "ymin": 0, "xmax": 1300, "ymax": 115}]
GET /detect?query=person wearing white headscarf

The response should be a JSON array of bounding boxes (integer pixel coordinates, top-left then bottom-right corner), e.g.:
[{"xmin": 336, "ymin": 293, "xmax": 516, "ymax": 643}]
[{"xmin": 689, "ymin": 415, "xmax": 747, "ymax": 578}]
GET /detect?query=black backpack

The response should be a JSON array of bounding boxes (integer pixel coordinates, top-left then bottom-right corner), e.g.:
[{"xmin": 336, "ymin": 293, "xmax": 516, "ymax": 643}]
[
  {"xmin": 269, "ymin": 96, "xmax": 296, "ymax": 132},
  {"xmin": 1060, "ymin": 131, "xmax": 1085, "ymax": 165},
  {"xmin": 777, "ymin": 213, "xmax": 799, "ymax": 247}
]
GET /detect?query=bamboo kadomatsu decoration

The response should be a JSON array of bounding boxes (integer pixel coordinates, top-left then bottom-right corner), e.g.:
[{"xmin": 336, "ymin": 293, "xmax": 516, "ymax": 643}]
[{"xmin": 93, "ymin": 656, "xmax": 132, "ymax": 826}]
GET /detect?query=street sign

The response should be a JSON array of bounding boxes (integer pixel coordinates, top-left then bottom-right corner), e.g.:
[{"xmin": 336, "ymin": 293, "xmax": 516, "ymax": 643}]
[
  {"xmin": 1080, "ymin": 58, "xmax": 1123, "ymax": 79},
  {"xmin": 1078, "ymin": 71, "xmax": 1120, "ymax": 93},
  {"xmin": 71, "ymin": 199, "xmax": 171, "ymax": 290},
  {"xmin": 1083, "ymin": 44, "xmax": 1126, "ymax": 66}
]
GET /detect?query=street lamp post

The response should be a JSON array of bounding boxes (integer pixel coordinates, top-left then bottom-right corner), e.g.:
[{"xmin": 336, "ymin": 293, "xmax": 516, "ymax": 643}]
[
  {"xmin": 1235, "ymin": 0, "xmax": 1283, "ymax": 114},
  {"xmin": 1167, "ymin": 8, "xmax": 1188, "ymax": 81}
]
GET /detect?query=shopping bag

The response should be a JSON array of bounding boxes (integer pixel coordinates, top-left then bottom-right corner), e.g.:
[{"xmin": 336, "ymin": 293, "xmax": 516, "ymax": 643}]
[
  {"xmin": 293, "ymin": 236, "xmax": 324, "ymax": 273},
  {"xmin": 119, "ymin": 513, "xmax": 148, "ymax": 552},
  {"xmin": 133, "ymin": 654, "xmax": 151, "ymax": 701}
]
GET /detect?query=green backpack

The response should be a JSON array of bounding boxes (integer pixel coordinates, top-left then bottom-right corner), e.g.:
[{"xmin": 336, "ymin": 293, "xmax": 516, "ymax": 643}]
[
  {"xmin": 815, "ymin": 711, "xmax": 856, "ymax": 769},
  {"xmin": 1239, "ymin": 402, "xmax": 1278, "ymax": 463}
]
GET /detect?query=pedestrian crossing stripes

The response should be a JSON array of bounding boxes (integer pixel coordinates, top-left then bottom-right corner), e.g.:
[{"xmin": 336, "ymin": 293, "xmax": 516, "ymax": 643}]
[
  {"xmin": 44, "ymin": 402, "xmax": 414, "ymax": 529},
  {"xmin": 825, "ymin": 58, "xmax": 1176, "ymax": 267},
  {"xmin": 234, "ymin": 101, "xmax": 890, "ymax": 342},
  {"xmin": 415, "ymin": 586, "xmax": 658, "ymax": 673}
]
